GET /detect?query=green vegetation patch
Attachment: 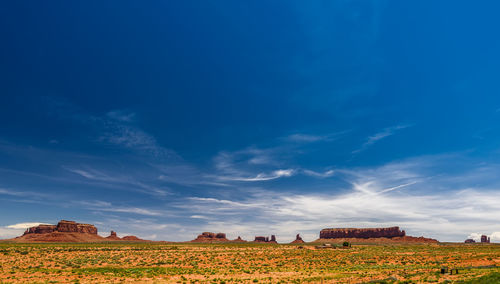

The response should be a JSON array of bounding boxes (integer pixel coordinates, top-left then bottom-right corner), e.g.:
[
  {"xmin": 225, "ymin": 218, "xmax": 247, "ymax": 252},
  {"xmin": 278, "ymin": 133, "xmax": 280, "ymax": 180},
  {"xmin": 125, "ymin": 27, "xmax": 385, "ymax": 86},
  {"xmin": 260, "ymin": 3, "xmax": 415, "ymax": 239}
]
[
  {"xmin": 73, "ymin": 266, "xmax": 196, "ymax": 277},
  {"xmin": 457, "ymin": 272, "xmax": 500, "ymax": 283}
]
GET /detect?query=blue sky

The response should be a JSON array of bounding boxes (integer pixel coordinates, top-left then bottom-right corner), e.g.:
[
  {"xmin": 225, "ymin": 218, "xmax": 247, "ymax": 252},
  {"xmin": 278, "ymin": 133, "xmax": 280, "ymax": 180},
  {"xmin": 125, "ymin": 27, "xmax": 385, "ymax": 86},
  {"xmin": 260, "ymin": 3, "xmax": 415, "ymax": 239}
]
[{"xmin": 1, "ymin": 1, "xmax": 500, "ymax": 242}]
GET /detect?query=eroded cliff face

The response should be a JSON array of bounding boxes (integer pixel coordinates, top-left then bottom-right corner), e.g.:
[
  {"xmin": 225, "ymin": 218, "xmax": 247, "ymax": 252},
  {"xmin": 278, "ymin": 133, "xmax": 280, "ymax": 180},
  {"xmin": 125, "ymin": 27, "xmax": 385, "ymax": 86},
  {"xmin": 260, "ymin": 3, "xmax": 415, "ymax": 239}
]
[
  {"xmin": 319, "ymin": 227, "xmax": 405, "ymax": 239},
  {"xmin": 24, "ymin": 225, "xmax": 57, "ymax": 235},
  {"xmin": 254, "ymin": 235, "xmax": 277, "ymax": 243},
  {"xmin": 24, "ymin": 220, "xmax": 98, "ymax": 235},
  {"xmin": 191, "ymin": 232, "xmax": 229, "ymax": 242},
  {"xmin": 291, "ymin": 234, "xmax": 305, "ymax": 244}
]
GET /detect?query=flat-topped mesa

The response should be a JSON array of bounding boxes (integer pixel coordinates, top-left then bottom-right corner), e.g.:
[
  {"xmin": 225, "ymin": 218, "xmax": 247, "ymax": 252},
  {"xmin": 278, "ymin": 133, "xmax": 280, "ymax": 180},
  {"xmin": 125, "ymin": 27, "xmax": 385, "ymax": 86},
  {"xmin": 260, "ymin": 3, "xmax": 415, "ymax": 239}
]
[
  {"xmin": 191, "ymin": 232, "xmax": 229, "ymax": 242},
  {"xmin": 254, "ymin": 235, "xmax": 277, "ymax": 243},
  {"xmin": 56, "ymin": 220, "xmax": 98, "ymax": 234},
  {"xmin": 320, "ymin": 227, "xmax": 405, "ymax": 239},
  {"xmin": 24, "ymin": 225, "xmax": 56, "ymax": 235},
  {"xmin": 24, "ymin": 220, "xmax": 98, "ymax": 235}
]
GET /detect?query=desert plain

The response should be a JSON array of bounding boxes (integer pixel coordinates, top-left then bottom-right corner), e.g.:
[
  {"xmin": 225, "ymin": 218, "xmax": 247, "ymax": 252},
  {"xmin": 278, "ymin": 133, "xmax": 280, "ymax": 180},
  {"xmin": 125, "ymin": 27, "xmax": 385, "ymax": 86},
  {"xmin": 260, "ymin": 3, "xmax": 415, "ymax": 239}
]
[{"xmin": 1, "ymin": 242, "xmax": 500, "ymax": 283}]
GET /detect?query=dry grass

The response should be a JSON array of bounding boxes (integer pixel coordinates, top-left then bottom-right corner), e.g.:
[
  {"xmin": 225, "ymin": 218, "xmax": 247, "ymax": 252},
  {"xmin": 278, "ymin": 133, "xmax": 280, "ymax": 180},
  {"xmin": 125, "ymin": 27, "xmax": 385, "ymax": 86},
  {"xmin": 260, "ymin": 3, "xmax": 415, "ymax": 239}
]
[{"xmin": 0, "ymin": 242, "xmax": 499, "ymax": 283}]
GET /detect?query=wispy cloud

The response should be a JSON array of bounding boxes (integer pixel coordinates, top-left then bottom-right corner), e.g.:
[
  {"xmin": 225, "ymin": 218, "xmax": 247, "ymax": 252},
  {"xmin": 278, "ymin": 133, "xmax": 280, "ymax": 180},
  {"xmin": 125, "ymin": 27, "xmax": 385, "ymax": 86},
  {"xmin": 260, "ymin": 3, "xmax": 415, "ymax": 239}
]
[
  {"xmin": 211, "ymin": 147, "xmax": 296, "ymax": 182},
  {"xmin": 0, "ymin": 188, "xmax": 50, "ymax": 199},
  {"xmin": 44, "ymin": 98, "xmax": 177, "ymax": 160},
  {"xmin": 7, "ymin": 222, "xmax": 50, "ymax": 229},
  {"xmin": 353, "ymin": 124, "xmax": 412, "ymax": 154},
  {"xmin": 286, "ymin": 130, "xmax": 349, "ymax": 143},
  {"xmin": 99, "ymin": 124, "xmax": 177, "ymax": 159},
  {"xmin": 217, "ymin": 169, "xmax": 295, "ymax": 182},
  {"xmin": 302, "ymin": 169, "xmax": 335, "ymax": 178},
  {"xmin": 0, "ymin": 222, "xmax": 49, "ymax": 239},
  {"xmin": 178, "ymin": 155, "xmax": 500, "ymax": 242},
  {"xmin": 287, "ymin": 134, "xmax": 326, "ymax": 143},
  {"xmin": 64, "ymin": 167, "xmax": 170, "ymax": 197},
  {"xmin": 106, "ymin": 110, "xmax": 136, "ymax": 122},
  {"xmin": 77, "ymin": 200, "xmax": 164, "ymax": 216}
]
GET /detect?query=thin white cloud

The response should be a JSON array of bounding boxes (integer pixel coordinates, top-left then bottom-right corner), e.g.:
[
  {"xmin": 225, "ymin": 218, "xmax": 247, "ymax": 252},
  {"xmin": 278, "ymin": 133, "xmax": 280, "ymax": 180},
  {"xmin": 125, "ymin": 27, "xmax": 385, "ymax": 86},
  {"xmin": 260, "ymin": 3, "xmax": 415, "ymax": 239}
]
[
  {"xmin": 353, "ymin": 124, "xmax": 412, "ymax": 154},
  {"xmin": 67, "ymin": 168, "xmax": 97, "ymax": 179},
  {"xmin": 77, "ymin": 200, "xmax": 163, "ymax": 216},
  {"xmin": 302, "ymin": 169, "xmax": 335, "ymax": 178},
  {"xmin": 100, "ymin": 207, "xmax": 162, "ymax": 216},
  {"xmin": 287, "ymin": 134, "xmax": 326, "ymax": 143},
  {"xmin": 0, "ymin": 188, "xmax": 49, "ymax": 199},
  {"xmin": 286, "ymin": 130, "xmax": 350, "ymax": 143},
  {"xmin": 7, "ymin": 222, "xmax": 50, "ymax": 229},
  {"xmin": 0, "ymin": 222, "xmax": 51, "ymax": 239},
  {"xmin": 185, "ymin": 186, "xmax": 500, "ymax": 242},
  {"xmin": 190, "ymin": 215, "xmax": 210, "ymax": 220},
  {"xmin": 64, "ymin": 167, "xmax": 170, "ymax": 197},
  {"xmin": 106, "ymin": 110, "xmax": 136, "ymax": 122},
  {"xmin": 218, "ymin": 169, "xmax": 295, "ymax": 182},
  {"xmin": 180, "ymin": 155, "xmax": 500, "ymax": 242}
]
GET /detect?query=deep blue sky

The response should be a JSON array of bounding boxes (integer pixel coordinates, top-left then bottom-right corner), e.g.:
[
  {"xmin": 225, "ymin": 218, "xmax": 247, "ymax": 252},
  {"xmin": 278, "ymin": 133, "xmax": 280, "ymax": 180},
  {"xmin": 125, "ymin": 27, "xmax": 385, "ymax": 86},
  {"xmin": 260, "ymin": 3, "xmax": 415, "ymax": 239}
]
[{"xmin": 1, "ymin": 1, "xmax": 500, "ymax": 242}]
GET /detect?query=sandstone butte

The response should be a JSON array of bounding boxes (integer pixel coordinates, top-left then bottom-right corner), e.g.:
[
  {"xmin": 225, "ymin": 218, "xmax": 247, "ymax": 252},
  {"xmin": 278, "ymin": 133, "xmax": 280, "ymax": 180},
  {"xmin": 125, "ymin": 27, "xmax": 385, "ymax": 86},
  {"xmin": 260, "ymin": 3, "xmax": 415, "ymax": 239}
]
[
  {"xmin": 290, "ymin": 234, "xmax": 305, "ymax": 244},
  {"xmin": 5, "ymin": 220, "xmax": 152, "ymax": 243},
  {"xmin": 190, "ymin": 232, "xmax": 247, "ymax": 243},
  {"xmin": 254, "ymin": 235, "xmax": 277, "ymax": 243},
  {"xmin": 1, "ymin": 221, "xmax": 439, "ymax": 244},
  {"xmin": 316, "ymin": 226, "xmax": 438, "ymax": 243}
]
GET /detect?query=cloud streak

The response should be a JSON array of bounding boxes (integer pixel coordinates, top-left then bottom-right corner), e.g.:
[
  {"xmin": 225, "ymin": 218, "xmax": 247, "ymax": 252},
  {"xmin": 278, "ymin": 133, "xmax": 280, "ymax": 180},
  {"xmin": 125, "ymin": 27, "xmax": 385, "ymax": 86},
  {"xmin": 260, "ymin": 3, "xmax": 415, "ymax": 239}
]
[
  {"xmin": 179, "ymin": 155, "xmax": 500, "ymax": 242},
  {"xmin": 218, "ymin": 169, "xmax": 295, "ymax": 182},
  {"xmin": 353, "ymin": 124, "xmax": 412, "ymax": 153}
]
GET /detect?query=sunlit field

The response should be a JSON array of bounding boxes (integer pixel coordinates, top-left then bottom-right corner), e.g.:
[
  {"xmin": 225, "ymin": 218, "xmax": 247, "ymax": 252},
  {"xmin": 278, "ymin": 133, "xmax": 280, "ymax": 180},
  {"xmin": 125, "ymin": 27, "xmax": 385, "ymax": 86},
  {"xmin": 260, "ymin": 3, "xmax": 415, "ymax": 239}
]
[{"xmin": 1, "ymin": 242, "xmax": 499, "ymax": 283}]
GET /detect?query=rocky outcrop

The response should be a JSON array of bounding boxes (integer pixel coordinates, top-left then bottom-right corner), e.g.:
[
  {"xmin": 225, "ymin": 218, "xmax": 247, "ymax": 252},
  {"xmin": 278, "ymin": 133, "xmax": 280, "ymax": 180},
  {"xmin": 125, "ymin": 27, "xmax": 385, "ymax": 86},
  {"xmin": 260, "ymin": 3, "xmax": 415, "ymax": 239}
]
[
  {"xmin": 24, "ymin": 225, "xmax": 57, "ymax": 235},
  {"xmin": 24, "ymin": 220, "xmax": 98, "ymax": 235},
  {"xmin": 465, "ymin": 239, "xmax": 476, "ymax": 243},
  {"xmin": 9, "ymin": 220, "xmax": 158, "ymax": 243},
  {"xmin": 191, "ymin": 232, "xmax": 230, "ymax": 242},
  {"xmin": 57, "ymin": 220, "xmax": 98, "ymax": 234},
  {"xmin": 254, "ymin": 235, "xmax": 277, "ymax": 243},
  {"xmin": 233, "ymin": 236, "xmax": 246, "ymax": 242},
  {"xmin": 481, "ymin": 235, "xmax": 490, "ymax": 243},
  {"xmin": 291, "ymin": 234, "xmax": 305, "ymax": 244},
  {"xmin": 319, "ymin": 227, "xmax": 405, "ymax": 239},
  {"xmin": 106, "ymin": 231, "xmax": 121, "ymax": 240},
  {"xmin": 122, "ymin": 236, "xmax": 143, "ymax": 241}
]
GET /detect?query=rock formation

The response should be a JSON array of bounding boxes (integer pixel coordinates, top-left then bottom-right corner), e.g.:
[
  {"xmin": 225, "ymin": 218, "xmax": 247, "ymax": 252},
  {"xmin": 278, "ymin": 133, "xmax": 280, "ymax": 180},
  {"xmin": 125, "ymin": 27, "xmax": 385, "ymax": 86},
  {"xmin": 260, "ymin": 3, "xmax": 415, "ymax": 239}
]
[
  {"xmin": 6, "ymin": 220, "xmax": 155, "ymax": 243},
  {"xmin": 122, "ymin": 236, "xmax": 143, "ymax": 241},
  {"xmin": 254, "ymin": 236, "xmax": 267, "ymax": 242},
  {"xmin": 24, "ymin": 225, "xmax": 57, "ymax": 235},
  {"xmin": 291, "ymin": 234, "xmax": 305, "ymax": 244},
  {"xmin": 319, "ymin": 227, "xmax": 405, "ymax": 239},
  {"xmin": 24, "ymin": 220, "xmax": 98, "ymax": 236},
  {"xmin": 481, "ymin": 235, "xmax": 490, "ymax": 243},
  {"xmin": 106, "ymin": 231, "xmax": 121, "ymax": 240},
  {"xmin": 191, "ymin": 232, "xmax": 230, "ymax": 242},
  {"xmin": 254, "ymin": 235, "xmax": 277, "ymax": 243},
  {"xmin": 465, "ymin": 239, "xmax": 476, "ymax": 243},
  {"xmin": 316, "ymin": 226, "xmax": 438, "ymax": 243},
  {"xmin": 233, "ymin": 236, "xmax": 246, "ymax": 242}
]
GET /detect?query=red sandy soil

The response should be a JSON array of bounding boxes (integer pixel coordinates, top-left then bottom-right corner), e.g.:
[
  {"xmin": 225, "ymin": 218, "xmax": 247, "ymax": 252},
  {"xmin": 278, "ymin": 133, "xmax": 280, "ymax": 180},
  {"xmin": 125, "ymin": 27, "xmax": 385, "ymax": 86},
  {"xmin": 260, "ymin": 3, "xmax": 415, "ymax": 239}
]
[
  {"xmin": 8, "ymin": 232, "xmax": 107, "ymax": 243},
  {"xmin": 189, "ymin": 238, "xmax": 248, "ymax": 243},
  {"xmin": 3, "ymin": 232, "xmax": 156, "ymax": 243},
  {"xmin": 314, "ymin": 235, "xmax": 438, "ymax": 244}
]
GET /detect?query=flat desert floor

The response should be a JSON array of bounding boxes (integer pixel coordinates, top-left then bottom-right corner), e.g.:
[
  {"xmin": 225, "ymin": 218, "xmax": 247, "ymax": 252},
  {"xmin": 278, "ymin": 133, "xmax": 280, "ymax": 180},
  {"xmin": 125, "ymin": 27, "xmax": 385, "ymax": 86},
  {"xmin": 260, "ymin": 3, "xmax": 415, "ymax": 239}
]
[{"xmin": 0, "ymin": 242, "xmax": 499, "ymax": 283}]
